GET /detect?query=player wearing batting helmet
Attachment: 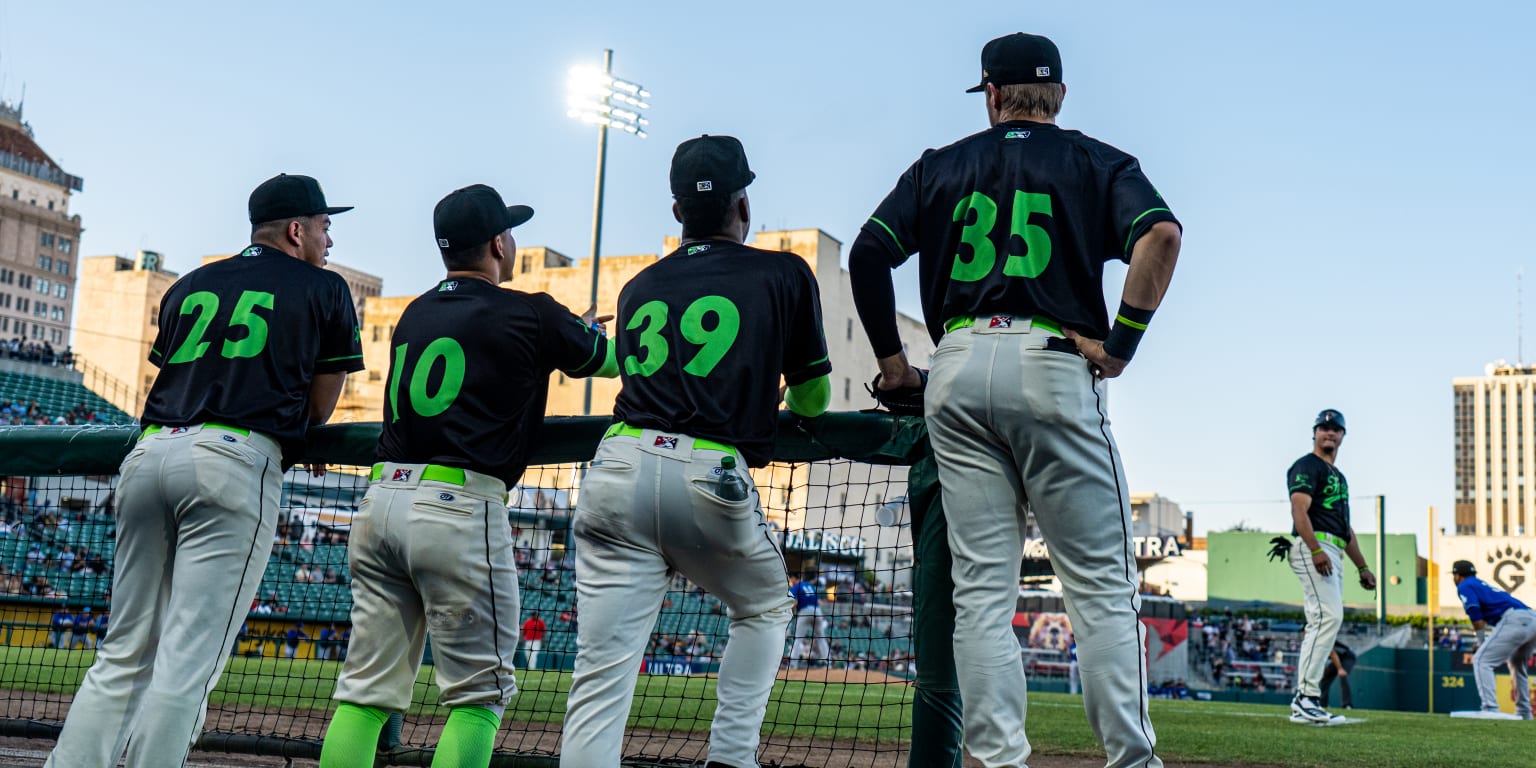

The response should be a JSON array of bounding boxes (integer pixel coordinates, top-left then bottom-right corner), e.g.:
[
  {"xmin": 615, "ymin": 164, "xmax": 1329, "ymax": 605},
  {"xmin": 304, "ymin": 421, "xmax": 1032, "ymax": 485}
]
[
  {"xmin": 47, "ymin": 174, "xmax": 363, "ymax": 768},
  {"xmin": 849, "ymin": 33, "xmax": 1182, "ymax": 768},
  {"xmin": 1283, "ymin": 408, "xmax": 1374, "ymax": 724},
  {"xmin": 316, "ymin": 184, "xmax": 617, "ymax": 766},
  {"xmin": 560, "ymin": 135, "xmax": 832, "ymax": 768}
]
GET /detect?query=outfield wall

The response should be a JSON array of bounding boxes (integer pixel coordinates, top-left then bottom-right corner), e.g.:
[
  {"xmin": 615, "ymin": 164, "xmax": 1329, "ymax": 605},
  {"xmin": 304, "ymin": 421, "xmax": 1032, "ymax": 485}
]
[{"xmin": 1207, "ymin": 532, "xmax": 1421, "ymax": 610}]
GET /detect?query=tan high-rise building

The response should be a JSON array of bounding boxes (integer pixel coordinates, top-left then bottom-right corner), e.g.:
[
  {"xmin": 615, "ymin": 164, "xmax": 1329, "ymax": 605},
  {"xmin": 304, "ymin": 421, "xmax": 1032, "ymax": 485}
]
[
  {"xmin": 73, "ymin": 252, "xmax": 180, "ymax": 415},
  {"xmin": 0, "ymin": 100, "xmax": 84, "ymax": 348},
  {"xmin": 1453, "ymin": 361, "xmax": 1536, "ymax": 536}
]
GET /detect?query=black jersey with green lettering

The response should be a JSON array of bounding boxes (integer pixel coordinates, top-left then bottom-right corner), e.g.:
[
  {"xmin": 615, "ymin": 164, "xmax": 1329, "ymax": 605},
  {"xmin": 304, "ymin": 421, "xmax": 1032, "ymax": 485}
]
[
  {"xmin": 1287, "ymin": 454, "xmax": 1351, "ymax": 542},
  {"xmin": 612, "ymin": 240, "xmax": 831, "ymax": 467},
  {"xmin": 862, "ymin": 120, "xmax": 1179, "ymax": 343},
  {"xmin": 142, "ymin": 245, "xmax": 362, "ymax": 451},
  {"xmin": 376, "ymin": 278, "xmax": 609, "ymax": 486}
]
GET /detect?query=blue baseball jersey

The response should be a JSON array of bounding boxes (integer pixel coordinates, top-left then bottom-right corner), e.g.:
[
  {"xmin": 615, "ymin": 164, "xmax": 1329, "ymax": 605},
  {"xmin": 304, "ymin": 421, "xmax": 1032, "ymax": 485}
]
[
  {"xmin": 1456, "ymin": 576, "xmax": 1530, "ymax": 625},
  {"xmin": 791, "ymin": 581, "xmax": 818, "ymax": 610}
]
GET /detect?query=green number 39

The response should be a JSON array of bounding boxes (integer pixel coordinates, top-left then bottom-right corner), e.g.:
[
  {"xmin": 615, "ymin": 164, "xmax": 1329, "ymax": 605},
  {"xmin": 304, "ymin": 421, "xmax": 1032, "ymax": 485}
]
[
  {"xmin": 166, "ymin": 290, "xmax": 276, "ymax": 363},
  {"xmin": 624, "ymin": 296, "xmax": 740, "ymax": 378},
  {"xmin": 951, "ymin": 190, "xmax": 1053, "ymax": 282}
]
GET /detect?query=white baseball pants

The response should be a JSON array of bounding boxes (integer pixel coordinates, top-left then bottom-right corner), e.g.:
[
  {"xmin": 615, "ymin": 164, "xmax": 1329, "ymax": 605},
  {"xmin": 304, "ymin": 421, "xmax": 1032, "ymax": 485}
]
[{"xmin": 1287, "ymin": 538, "xmax": 1343, "ymax": 698}]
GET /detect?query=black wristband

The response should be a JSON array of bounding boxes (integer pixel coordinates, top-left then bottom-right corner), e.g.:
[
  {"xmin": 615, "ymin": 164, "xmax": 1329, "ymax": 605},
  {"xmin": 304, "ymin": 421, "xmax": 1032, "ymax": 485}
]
[{"xmin": 1102, "ymin": 302, "xmax": 1155, "ymax": 361}]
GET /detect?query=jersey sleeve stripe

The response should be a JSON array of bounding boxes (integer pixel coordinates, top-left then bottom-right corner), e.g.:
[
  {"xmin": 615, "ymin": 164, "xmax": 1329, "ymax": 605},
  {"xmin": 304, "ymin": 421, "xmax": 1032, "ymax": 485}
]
[
  {"xmin": 149, "ymin": 348, "xmax": 163, "ymax": 358},
  {"xmin": 1114, "ymin": 314, "xmax": 1149, "ymax": 331},
  {"xmin": 1122, "ymin": 207, "xmax": 1172, "ymax": 257},
  {"xmin": 868, "ymin": 217, "xmax": 907, "ymax": 255},
  {"xmin": 316, "ymin": 353, "xmax": 363, "ymax": 363},
  {"xmin": 574, "ymin": 331, "xmax": 603, "ymax": 374}
]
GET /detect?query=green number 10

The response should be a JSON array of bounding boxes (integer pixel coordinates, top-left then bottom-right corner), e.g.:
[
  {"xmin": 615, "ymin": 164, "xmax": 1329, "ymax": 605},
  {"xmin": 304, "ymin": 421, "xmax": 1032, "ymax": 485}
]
[
  {"xmin": 951, "ymin": 190, "xmax": 1053, "ymax": 282},
  {"xmin": 624, "ymin": 295, "xmax": 740, "ymax": 378},
  {"xmin": 388, "ymin": 337, "xmax": 466, "ymax": 421}
]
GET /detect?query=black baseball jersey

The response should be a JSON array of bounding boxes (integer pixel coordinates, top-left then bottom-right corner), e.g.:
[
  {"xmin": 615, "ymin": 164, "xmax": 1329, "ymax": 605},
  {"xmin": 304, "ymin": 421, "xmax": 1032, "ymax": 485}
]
[
  {"xmin": 143, "ymin": 245, "xmax": 362, "ymax": 452},
  {"xmin": 1287, "ymin": 454, "xmax": 1351, "ymax": 542},
  {"xmin": 612, "ymin": 240, "xmax": 831, "ymax": 467},
  {"xmin": 862, "ymin": 120, "xmax": 1179, "ymax": 343},
  {"xmin": 376, "ymin": 278, "xmax": 609, "ymax": 486}
]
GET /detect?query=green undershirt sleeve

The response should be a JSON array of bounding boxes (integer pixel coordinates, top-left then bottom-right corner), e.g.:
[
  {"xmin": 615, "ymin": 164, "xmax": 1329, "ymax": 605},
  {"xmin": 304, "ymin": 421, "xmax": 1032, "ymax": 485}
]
[
  {"xmin": 784, "ymin": 374, "xmax": 831, "ymax": 418},
  {"xmin": 594, "ymin": 338, "xmax": 619, "ymax": 378}
]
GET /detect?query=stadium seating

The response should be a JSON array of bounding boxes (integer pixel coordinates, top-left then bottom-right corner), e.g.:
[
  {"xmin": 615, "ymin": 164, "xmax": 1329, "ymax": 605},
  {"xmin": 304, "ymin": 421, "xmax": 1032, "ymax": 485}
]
[{"xmin": 0, "ymin": 369, "xmax": 132, "ymax": 425}]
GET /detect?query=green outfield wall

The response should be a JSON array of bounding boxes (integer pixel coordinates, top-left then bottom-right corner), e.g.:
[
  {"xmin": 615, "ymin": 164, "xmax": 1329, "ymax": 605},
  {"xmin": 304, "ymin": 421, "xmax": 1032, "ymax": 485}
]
[{"xmin": 1206, "ymin": 531, "xmax": 1421, "ymax": 609}]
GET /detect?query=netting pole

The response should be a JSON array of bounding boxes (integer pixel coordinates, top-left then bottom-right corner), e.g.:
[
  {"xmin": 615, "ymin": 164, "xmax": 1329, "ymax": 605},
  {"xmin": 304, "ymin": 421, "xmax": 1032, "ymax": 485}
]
[{"xmin": 906, "ymin": 422, "xmax": 963, "ymax": 767}]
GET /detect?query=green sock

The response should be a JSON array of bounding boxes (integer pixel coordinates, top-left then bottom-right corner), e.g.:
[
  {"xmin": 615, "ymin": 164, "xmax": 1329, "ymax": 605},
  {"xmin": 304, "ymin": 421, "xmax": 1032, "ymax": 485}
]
[
  {"xmin": 319, "ymin": 702, "xmax": 390, "ymax": 768},
  {"xmin": 431, "ymin": 705, "xmax": 502, "ymax": 767}
]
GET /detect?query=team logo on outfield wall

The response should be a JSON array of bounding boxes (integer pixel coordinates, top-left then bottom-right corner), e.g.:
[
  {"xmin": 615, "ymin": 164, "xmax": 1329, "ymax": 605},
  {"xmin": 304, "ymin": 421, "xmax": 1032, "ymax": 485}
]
[{"xmin": 1488, "ymin": 544, "xmax": 1531, "ymax": 592}]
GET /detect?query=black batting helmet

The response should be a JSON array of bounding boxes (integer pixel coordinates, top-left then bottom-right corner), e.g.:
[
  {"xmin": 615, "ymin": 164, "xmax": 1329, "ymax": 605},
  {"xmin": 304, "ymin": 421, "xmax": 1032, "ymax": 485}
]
[{"xmin": 1314, "ymin": 409, "xmax": 1346, "ymax": 433}]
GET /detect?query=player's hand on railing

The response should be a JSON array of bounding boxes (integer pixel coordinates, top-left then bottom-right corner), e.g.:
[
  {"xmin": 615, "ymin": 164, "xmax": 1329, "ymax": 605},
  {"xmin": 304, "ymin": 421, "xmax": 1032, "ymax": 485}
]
[{"xmin": 1063, "ymin": 330, "xmax": 1128, "ymax": 379}]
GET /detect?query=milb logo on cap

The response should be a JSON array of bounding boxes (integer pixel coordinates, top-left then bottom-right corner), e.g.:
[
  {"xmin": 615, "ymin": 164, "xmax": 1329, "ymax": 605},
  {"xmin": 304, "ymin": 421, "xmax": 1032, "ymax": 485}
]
[
  {"xmin": 696, "ymin": 181, "xmax": 713, "ymax": 192},
  {"xmin": 1035, "ymin": 66, "xmax": 1051, "ymax": 77}
]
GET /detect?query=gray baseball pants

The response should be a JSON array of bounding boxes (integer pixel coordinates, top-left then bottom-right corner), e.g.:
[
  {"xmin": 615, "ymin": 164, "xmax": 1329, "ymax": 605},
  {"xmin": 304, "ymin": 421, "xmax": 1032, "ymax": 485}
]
[
  {"xmin": 926, "ymin": 318, "xmax": 1160, "ymax": 768},
  {"xmin": 561, "ymin": 430, "xmax": 793, "ymax": 768},
  {"xmin": 334, "ymin": 463, "xmax": 520, "ymax": 712},
  {"xmin": 1474, "ymin": 608, "xmax": 1536, "ymax": 718},
  {"xmin": 792, "ymin": 606, "xmax": 829, "ymax": 667},
  {"xmin": 1287, "ymin": 539, "xmax": 1343, "ymax": 698},
  {"xmin": 46, "ymin": 425, "xmax": 281, "ymax": 768}
]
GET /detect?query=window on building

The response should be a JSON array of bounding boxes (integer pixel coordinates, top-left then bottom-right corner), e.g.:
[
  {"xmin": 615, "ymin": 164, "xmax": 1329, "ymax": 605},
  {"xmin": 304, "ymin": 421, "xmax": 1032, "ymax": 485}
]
[
  {"xmin": 56, "ymin": 261, "xmax": 69, "ymax": 275},
  {"xmin": 368, "ymin": 371, "xmax": 382, "ymax": 382},
  {"xmin": 8, "ymin": 190, "xmax": 14, "ymax": 199},
  {"xmin": 51, "ymin": 307, "xmax": 64, "ymax": 321},
  {"xmin": 46, "ymin": 201, "xmax": 53, "ymax": 211},
  {"xmin": 844, "ymin": 378, "xmax": 850, "ymax": 400},
  {"xmin": 54, "ymin": 285, "xmax": 66, "ymax": 299},
  {"xmin": 18, "ymin": 298, "xmax": 27, "ymax": 312},
  {"xmin": 58, "ymin": 238, "xmax": 72, "ymax": 254},
  {"xmin": 150, "ymin": 305, "xmax": 159, "ymax": 327},
  {"xmin": 39, "ymin": 233, "xmax": 54, "ymax": 248},
  {"xmin": 38, "ymin": 255, "xmax": 51, "ymax": 270},
  {"xmin": 372, "ymin": 326, "xmax": 382, "ymax": 342},
  {"xmin": 37, "ymin": 278, "xmax": 49, "ymax": 294},
  {"xmin": 34, "ymin": 302, "xmax": 46, "ymax": 317},
  {"xmin": 144, "ymin": 375, "xmax": 153, "ymax": 393}
]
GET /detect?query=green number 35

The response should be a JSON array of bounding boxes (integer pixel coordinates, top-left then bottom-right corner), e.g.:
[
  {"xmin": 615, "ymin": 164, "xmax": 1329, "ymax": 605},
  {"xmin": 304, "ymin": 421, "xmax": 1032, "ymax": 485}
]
[
  {"xmin": 951, "ymin": 190, "xmax": 1053, "ymax": 282},
  {"xmin": 166, "ymin": 290, "xmax": 275, "ymax": 363},
  {"xmin": 624, "ymin": 296, "xmax": 740, "ymax": 378}
]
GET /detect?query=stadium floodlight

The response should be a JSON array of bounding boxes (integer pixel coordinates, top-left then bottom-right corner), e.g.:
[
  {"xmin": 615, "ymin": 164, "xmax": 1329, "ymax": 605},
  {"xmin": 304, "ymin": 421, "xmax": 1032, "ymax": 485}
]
[{"xmin": 566, "ymin": 50, "xmax": 650, "ymax": 415}]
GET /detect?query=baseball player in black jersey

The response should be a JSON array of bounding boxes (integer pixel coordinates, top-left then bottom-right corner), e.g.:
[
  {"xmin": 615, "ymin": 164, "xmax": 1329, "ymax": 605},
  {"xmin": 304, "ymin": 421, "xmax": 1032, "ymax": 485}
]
[
  {"xmin": 1285, "ymin": 409, "xmax": 1375, "ymax": 724},
  {"xmin": 849, "ymin": 34, "xmax": 1182, "ymax": 768},
  {"xmin": 561, "ymin": 135, "xmax": 832, "ymax": 768},
  {"xmin": 317, "ymin": 185, "xmax": 616, "ymax": 768},
  {"xmin": 47, "ymin": 174, "xmax": 363, "ymax": 768}
]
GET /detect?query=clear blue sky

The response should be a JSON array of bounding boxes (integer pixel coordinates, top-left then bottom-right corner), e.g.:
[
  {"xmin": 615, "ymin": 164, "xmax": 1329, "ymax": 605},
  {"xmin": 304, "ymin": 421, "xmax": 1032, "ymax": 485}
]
[{"xmin": 4, "ymin": 1, "xmax": 1534, "ymax": 542}]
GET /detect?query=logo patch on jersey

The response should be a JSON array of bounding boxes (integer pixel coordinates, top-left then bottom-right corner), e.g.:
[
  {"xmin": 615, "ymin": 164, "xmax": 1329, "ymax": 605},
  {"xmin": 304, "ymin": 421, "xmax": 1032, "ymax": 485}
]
[
  {"xmin": 1004, "ymin": 130, "xmax": 1032, "ymax": 140},
  {"xmin": 654, "ymin": 436, "xmax": 678, "ymax": 450},
  {"xmin": 169, "ymin": 427, "xmax": 190, "ymax": 435},
  {"xmin": 392, "ymin": 468, "xmax": 413, "ymax": 481},
  {"xmin": 438, "ymin": 492, "xmax": 455, "ymax": 502},
  {"xmin": 221, "ymin": 435, "xmax": 237, "ymax": 443},
  {"xmin": 696, "ymin": 180, "xmax": 713, "ymax": 192},
  {"xmin": 439, "ymin": 280, "xmax": 459, "ymax": 292},
  {"xmin": 687, "ymin": 244, "xmax": 711, "ymax": 256},
  {"xmin": 437, "ymin": 238, "xmax": 451, "ymax": 248},
  {"xmin": 243, "ymin": 246, "xmax": 263, "ymax": 257},
  {"xmin": 988, "ymin": 315, "xmax": 1013, "ymax": 329},
  {"xmin": 1035, "ymin": 66, "xmax": 1051, "ymax": 77}
]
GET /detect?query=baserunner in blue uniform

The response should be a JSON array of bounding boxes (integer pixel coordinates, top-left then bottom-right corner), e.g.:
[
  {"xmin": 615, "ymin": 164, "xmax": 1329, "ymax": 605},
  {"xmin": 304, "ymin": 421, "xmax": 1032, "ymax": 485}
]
[{"xmin": 1453, "ymin": 559, "xmax": 1536, "ymax": 719}]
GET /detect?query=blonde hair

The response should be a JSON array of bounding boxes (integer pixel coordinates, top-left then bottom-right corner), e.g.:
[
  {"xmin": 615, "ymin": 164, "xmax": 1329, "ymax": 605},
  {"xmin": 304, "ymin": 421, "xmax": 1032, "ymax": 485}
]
[{"xmin": 997, "ymin": 83, "xmax": 1064, "ymax": 120}]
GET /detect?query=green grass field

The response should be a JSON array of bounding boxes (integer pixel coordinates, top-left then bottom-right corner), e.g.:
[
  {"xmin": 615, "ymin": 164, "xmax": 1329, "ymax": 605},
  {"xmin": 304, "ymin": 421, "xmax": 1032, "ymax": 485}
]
[{"xmin": 2, "ymin": 646, "xmax": 1530, "ymax": 767}]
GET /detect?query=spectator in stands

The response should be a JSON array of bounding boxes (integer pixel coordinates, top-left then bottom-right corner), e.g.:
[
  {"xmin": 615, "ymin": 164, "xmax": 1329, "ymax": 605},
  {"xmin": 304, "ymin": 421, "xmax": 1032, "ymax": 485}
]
[
  {"xmin": 28, "ymin": 574, "xmax": 53, "ymax": 597},
  {"xmin": 26, "ymin": 542, "xmax": 43, "ymax": 564},
  {"xmin": 296, "ymin": 564, "xmax": 315, "ymax": 583},
  {"xmin": 338, "ymin": 627, "xmax": 350, "ymax": 662},
  {"xmin": 284, "ymin": 622, "xmax": 309, "ymax": 659},
  {"xmin": 323, "ymin": 567, "xmax": 340, "ymax": 585},
  {"xmin": 57, "ymin": 545, "xmax": 75, "ymax": 572},
  {"xmin": 91, "ymin": 610, "xmax": 108, "ymax": 648}
]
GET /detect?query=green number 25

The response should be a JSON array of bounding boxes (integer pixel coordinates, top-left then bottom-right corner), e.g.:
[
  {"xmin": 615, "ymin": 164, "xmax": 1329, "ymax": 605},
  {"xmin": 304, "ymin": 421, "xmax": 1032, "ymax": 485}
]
[
  {"xmin": 951, "ymin": 190, "xmax": 1053, "ymax": 282},
  {"xmin": 624, "ymin": 296, "xmax": 740, "ymax": 378},
  {"xmin": 166, "ymin": 290, "xmax": 275, "ymax": 363}
]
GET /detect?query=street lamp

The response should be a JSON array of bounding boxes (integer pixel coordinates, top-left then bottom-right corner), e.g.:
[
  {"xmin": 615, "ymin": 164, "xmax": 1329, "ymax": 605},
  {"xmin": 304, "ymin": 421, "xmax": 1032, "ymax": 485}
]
[{"xmin": 566, "ymin": 50, "xmax": 650, "ymax": 415}]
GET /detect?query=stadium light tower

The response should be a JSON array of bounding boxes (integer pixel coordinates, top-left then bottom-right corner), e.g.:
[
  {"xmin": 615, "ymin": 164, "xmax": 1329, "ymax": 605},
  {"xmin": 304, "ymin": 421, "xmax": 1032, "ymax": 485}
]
[{"xmin": 567, "ymin": 50, "xmax": 650, "ymax": 415}]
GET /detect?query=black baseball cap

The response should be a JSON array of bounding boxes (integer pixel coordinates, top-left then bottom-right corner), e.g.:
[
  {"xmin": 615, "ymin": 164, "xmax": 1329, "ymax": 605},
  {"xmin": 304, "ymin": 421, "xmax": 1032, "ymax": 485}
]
[
  {"xmin": 1452, "ymin": 560, "xmax": 1477, "ymax": 576},
  {"xmin": 248, "ymin": 174, "xmax": 353, "ymax": 224},
  {"xmin": 670, "ymin": 135, "xmax": 755, "ymax": 198},
  {"xmin": 433, "ymin": 184, "xmax": 533, "ymax": 253},
  {"xmin": 1314, "ymin": 409, "xmax": 1346, "ymax": 433},
  {"xmin": 966, "ymin": 33, "xmax": 1064, "ymax": 93}
]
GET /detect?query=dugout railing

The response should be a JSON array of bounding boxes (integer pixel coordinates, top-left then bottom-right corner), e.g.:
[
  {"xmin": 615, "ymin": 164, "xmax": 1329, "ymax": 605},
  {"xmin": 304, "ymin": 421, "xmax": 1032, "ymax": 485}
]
[{"xmin": 0, "ymin": 413, "xmax": 936, "ymax": 768}]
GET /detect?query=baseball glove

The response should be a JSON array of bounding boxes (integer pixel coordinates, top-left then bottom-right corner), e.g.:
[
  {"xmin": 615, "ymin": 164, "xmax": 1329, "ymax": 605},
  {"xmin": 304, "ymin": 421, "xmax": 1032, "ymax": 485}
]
[
  {"xmin": 1266, "ymin": 536, "xmax": 1293, "ymax": 562},
  {"xmin": 866, "ymin": 369, "xmax": 929, "ymax": 416}
]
